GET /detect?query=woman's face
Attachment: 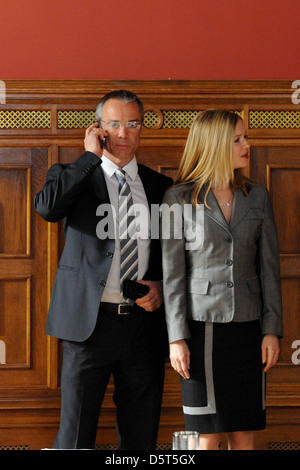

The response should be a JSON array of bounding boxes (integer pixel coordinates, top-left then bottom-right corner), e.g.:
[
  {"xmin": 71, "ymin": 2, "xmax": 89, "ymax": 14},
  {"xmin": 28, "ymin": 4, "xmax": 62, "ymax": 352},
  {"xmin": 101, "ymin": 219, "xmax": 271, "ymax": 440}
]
[{"xmin": 233, "ymin": 119, "xmax": 250, "ymax": 169}]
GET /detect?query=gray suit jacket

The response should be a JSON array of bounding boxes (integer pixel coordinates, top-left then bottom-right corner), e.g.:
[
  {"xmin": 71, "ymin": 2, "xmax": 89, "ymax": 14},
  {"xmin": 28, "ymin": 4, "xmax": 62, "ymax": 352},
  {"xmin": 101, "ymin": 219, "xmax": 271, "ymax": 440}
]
[
  {"xmin": 34, "ymin": 151, "xmax": 173, "ymax": 343},
  {"xmin": 161, "ymin": 183, "xmax": 283, "ymax": 343}
]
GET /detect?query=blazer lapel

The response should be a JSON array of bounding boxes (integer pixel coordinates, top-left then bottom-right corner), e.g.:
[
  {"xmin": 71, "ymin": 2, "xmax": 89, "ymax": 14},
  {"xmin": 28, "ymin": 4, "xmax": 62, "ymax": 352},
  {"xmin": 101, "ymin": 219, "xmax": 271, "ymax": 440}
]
[
  {"xmin": 229, "ymin": 188, "xmax": 252, "ymax": 230},
  {"xmin": 205, "ymin": 189, "xmax": 231, "ymax": 233},
  {"xmin": 137, "ymin": 164, "xmax": 156, "ymax": 205},
  {"xmin": 90, "ymin": 162, "xmax": 166, "ymax": 206},
  {"xmin": 181, "ymin": 184, "xmax": 230, "ymax": 233},
  {"xmin": 205, "ymin": 187, "xmax": 252, "ymax": 232},
  {"xmin": 178, "ymin": 184, "xmax": 252, "ymax": 234},
  {"xmin": 89, "ymin": 164, "xmax": 110, "ymax": 203}
]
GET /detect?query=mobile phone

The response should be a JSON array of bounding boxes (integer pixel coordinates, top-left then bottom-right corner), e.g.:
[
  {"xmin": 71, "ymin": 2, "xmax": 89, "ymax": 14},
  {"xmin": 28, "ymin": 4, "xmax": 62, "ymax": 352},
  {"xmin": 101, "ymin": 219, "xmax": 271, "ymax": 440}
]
[
  {"xmin": 122, "ymin": 279, "xmax": 149, "ymax": 300},
  {"xmin": 97, "ymin": 120, "xmax": 106, "ymax": 150},
  {"xmin": 100, "ymin": 136, "xmax": 106, "ymax": 150}
]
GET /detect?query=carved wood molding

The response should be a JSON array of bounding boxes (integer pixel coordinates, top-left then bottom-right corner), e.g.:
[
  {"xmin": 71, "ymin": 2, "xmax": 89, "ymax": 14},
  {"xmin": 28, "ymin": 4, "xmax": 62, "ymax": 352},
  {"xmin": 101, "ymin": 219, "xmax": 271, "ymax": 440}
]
[
  {"xmin": 0, "ymin": 80, "xmax": 299, "ymax": 144},
  {"xmin": 1, "ymin": 79, "xmax": 297, "ymax": 100}
]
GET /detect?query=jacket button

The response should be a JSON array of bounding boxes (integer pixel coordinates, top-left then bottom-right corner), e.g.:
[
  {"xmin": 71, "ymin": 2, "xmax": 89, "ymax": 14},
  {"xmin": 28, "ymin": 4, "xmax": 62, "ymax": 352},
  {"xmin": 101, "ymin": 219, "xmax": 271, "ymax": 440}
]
[
  {"xmin": 226, "ymin": 281, "xmax": 234, "ymax": 288},
  {"xmin": 100, "ymin": 280, "xmax": 106, "ymax": 287},
  {"xmin": 106, "ymin": 252, "xmax": 113, "ymax": 258},
  {"xmin": 226, "ymin": 259, "xmax": 233, "ymax": 266}
]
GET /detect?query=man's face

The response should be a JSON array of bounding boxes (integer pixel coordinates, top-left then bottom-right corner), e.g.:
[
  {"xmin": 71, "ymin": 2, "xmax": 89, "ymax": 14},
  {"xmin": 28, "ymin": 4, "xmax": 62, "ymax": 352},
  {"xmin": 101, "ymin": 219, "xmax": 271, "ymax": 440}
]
[{"xmin": 100, "ymin": 99, "xmax": 142, "ymax": 167}]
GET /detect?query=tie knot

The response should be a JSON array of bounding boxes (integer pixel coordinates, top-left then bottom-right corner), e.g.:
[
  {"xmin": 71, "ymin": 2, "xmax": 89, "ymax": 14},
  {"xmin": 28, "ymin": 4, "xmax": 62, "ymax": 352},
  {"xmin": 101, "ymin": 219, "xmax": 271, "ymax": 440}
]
[{"xmin": 115, "ymin": 168, "xmax": 126, "ymax": 185}]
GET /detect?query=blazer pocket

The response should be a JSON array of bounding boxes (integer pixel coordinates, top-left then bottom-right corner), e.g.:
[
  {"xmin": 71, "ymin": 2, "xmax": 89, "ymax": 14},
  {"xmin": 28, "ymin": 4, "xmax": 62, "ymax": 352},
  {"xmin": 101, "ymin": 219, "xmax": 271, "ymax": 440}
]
[
  {"xmin": 187, "ymin": 278, "xmax": 210, "ymax": 294},
  {"xmin": 246, "ymin": 276, "xmax": 261, "ymax": 293}
]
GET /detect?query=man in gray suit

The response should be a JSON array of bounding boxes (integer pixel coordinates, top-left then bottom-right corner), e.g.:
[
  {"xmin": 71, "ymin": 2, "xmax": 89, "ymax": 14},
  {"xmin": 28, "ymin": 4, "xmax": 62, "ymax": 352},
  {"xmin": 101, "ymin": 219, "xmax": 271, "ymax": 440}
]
[{"xmin": 35, "ymin": 90, "xmax": 172, "ymax": 449}]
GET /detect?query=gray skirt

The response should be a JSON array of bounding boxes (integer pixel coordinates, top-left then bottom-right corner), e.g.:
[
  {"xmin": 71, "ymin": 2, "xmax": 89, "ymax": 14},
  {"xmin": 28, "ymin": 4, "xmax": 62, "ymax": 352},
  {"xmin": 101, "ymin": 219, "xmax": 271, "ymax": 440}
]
[{"xmin": 181, "ymin": 320, "xmax": 266, "ymax": 434}]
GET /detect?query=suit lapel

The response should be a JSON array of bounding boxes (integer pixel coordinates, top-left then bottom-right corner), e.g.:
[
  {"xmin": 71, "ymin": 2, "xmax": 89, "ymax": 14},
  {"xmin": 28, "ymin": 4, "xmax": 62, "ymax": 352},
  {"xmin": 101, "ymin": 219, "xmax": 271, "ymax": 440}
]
[
  {"xmin": 229, "ymin": 188, "xmax": 252, "ymax": 230},
  {"xmin": 89, "ymin": 164, "xmax": 110, "ymax": 203},
  {"xmin": 90, "ymin": 162, "xmax": 163, "ymax": 205},
  {"xmin": 205, "ymin": 189, "xmax": 230, "ymax": 232},
  {"xmin": 137, "ymin": 164, "xmax": 156, "ymax": 205},
  {"xmin": 205, "ymin": 187, "xmax": 252, "ymax": 232}
]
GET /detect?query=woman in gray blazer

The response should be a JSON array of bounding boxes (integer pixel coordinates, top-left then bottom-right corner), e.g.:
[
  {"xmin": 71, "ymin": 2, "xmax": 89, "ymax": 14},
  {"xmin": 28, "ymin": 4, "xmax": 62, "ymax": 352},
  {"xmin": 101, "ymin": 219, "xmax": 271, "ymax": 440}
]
[{"xmin": 161, "ymin": 110, "xmax": 283, "ymax": 450}]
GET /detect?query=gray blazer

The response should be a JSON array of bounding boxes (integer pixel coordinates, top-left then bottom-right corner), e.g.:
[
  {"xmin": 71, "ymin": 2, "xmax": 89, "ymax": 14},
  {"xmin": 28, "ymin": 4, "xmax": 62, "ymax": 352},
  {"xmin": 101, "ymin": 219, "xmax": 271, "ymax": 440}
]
[
  {"xmin": 161, "ymin": 183, "xmax": 283, "ymax": 343},
  {"xmin": 34, "ymin": 151, "xmax": 173, "ymax": 342}
]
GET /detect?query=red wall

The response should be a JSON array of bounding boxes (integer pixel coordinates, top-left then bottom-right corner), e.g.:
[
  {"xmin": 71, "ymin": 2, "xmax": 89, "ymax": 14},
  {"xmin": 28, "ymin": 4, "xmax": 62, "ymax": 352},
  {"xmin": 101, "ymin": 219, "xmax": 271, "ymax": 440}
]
[{"xmin": 0, "ymin": 0, "xmax": 299, "ymax": 80}]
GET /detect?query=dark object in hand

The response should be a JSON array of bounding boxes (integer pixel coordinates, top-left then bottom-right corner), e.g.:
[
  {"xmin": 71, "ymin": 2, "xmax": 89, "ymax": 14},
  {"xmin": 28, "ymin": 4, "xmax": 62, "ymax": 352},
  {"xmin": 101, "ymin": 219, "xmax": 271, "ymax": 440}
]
[{"xmin": 122, "ymin": 279, "xmax": 149, "ymax": 300}]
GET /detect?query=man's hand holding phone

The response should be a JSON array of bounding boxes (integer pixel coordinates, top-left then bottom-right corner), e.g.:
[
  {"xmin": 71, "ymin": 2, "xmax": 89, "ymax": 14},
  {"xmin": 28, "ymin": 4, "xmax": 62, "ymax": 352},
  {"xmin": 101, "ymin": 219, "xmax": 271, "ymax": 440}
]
[
  {"xmin": 134, "ymin": 280, "xmax": 163, "ymax": 312},
  {"xmin": 84, "ymin": 123, "xmax": 107, "ymax": 158},
  {"xmin": 123, "ymin": 279, "xmax": 163, "ymax": 312}
]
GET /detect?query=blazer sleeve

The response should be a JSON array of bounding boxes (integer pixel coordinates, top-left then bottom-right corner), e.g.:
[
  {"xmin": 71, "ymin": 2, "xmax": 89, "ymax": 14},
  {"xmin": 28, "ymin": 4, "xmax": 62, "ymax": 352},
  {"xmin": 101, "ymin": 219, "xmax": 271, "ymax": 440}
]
[
  {"xmin": 161, "ymin": 188, "xmax": 191, "ymax": 343},
  {"xmin": 258, "ymin": 188, "xmax": 283, "ymax": 337},
  {"xmin": 34, "ymin": 151, "xmax": 101, "ymax": 222}
]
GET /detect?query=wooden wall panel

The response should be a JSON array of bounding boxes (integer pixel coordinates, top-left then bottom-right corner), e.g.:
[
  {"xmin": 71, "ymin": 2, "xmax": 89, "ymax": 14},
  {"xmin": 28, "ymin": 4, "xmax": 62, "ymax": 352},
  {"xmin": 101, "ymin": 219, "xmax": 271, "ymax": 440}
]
[
  {"xmin": 251, "ymin": 149, "xmax": 300, "ymax": 374},
  {"xmin": 0, "ymin": 277, "xmax": 31, "ymax": 366},
  {"xmin": 0, "ymin": 167, "xmax": 29, "ymax": 255},
  {"xmin": 0, "ymin": 80, "xmax": 299, "ymax": 450},
  {"xmin": 0, "ymin": 146, "xmax": 59, "ymax": 404},
  {"xmin": 270, "ymin": 166, "xmax": 300, "ymax": 253}
]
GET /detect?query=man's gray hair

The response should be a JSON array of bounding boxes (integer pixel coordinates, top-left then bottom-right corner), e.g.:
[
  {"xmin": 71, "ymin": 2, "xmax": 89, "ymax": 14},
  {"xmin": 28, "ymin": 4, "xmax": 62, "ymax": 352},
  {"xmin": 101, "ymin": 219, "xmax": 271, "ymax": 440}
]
[{"xmin": 95, "ymin": 89, "xmax": 144, "ymax": 122}]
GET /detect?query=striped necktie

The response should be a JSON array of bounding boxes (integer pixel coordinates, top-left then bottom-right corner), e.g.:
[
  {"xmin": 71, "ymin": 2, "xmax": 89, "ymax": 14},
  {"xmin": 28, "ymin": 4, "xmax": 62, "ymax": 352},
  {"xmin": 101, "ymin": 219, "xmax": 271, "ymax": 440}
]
[{"xmin": 115, "ymin": 168, "xmax": 138, "ymax": 291}]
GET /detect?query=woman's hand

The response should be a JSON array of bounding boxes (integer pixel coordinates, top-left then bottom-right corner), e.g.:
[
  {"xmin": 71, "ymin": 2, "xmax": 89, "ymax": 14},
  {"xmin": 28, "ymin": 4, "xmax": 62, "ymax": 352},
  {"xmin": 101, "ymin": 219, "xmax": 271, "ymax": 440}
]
[
  {"xmin": 169, "ymin": 340, "xmax": 190, "ymax": 379},
  {"xmin": 262, "ymin": 334, "xmax": 280, "ymax": 372}
]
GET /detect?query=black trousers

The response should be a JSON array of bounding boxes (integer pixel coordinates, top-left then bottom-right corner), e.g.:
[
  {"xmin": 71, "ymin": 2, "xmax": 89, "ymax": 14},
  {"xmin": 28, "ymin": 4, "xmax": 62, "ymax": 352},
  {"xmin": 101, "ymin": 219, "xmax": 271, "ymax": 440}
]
[{"xmin": 53, "ymin": 306, "xmax": 165, "ymax": 450}]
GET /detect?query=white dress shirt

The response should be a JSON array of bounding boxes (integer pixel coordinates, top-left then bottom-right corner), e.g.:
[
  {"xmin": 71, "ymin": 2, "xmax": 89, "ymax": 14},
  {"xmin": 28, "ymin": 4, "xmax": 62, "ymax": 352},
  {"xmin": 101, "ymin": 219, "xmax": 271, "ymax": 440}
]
[{"xmin": 100, "ymin": 155, "xmax": 150, "ymax": 303}]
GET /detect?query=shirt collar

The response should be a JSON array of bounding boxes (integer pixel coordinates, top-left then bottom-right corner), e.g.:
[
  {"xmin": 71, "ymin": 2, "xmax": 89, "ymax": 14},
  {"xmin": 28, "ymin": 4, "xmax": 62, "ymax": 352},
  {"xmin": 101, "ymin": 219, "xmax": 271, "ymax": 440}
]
[{"xmin": 101, "ymin": 154, "xmax": 138, "ymax": 181}]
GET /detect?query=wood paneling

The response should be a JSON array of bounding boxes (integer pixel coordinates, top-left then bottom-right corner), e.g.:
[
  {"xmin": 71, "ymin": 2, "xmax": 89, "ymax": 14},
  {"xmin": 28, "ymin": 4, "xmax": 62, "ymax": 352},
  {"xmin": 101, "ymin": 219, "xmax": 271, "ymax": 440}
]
[{"xmin": 0, "ymin": 80, "xmax": 299, "ymax": 450}]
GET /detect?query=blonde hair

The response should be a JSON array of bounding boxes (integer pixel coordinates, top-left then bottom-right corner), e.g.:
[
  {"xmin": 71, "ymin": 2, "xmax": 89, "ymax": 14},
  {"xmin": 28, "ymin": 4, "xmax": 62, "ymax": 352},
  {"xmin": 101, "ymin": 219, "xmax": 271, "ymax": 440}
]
[{"xmin": 175, "ymin": 109, "xmax": 250, "ymax": 207}]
